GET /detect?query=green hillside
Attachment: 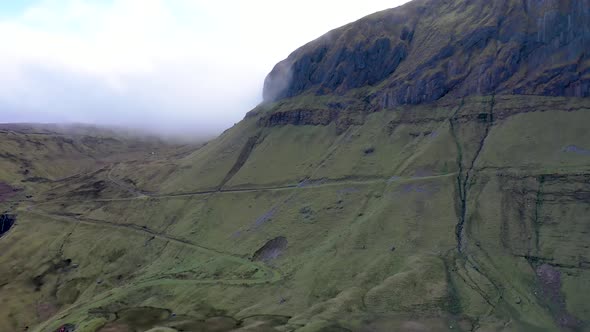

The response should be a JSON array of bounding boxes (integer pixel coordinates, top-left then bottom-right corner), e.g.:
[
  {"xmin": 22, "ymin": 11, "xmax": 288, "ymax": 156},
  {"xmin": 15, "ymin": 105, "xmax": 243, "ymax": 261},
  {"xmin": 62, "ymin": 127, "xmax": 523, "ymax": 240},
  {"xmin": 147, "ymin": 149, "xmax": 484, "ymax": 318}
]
[{"xmin": 1, "ymin": 0, "xmax": 590, "ymax": 331}]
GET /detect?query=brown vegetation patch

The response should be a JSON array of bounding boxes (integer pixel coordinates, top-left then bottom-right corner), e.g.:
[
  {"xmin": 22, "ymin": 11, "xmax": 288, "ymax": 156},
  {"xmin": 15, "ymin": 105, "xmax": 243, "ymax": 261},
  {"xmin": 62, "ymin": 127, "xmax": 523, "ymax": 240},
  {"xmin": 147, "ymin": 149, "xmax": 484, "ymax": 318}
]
[
  {"xmin": 37, "ymin": 302, "xmax": 58, "ymax": 322},
  {"xmin": 0, "ymin": 182, "xmax": 18, "ymax": 202},
  {"xmin": 536, "ymin": 264, "xmax": 582, "ymax": 329}
]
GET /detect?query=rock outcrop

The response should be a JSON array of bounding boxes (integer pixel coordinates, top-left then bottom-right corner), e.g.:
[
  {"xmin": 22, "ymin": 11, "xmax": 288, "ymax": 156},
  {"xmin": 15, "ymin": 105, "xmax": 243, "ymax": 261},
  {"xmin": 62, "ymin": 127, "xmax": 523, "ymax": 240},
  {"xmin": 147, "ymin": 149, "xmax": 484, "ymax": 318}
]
[
  {"xmin": 259, "ymin": 109, "xmax": 340, "ymax": 127},
  {"xmin": 252, "ymin": 236, "xmax": 288, "ymax": 262}
]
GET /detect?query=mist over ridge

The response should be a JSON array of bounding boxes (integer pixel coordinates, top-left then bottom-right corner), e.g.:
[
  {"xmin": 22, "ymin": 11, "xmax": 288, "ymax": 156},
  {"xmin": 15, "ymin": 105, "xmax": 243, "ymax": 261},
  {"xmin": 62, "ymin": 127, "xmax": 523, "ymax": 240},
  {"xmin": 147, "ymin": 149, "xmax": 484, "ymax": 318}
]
[{"xmin": 0, "ymin": 0, "xmax": 409, "ymax": 138}]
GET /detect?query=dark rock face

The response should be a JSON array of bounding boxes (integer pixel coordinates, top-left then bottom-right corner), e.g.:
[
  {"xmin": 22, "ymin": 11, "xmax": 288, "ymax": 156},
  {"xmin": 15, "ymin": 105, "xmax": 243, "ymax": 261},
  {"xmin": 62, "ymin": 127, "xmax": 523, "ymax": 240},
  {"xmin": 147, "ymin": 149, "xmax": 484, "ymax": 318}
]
[
  {"xmin": 267, "ymin": 38, "xmax": 408, "ymax": 100},
  {"xmin": 259, "ymin": 109, "xmax": 339, "ymax": 127},
  {"xmin": 258, "ymin": 107, "xmax": 365, "ymax": 133},
  {"xmin": 252, "ymin": 236, "xmax": 288, "ymax": 262},
  {"xmin": 263, "ymin": 0, "xmax": 590, "ymax": 105},
  {"xmin": 0, "ymin": 214, "xmax": 15, "ymax": 237},
  {"xmin": 54, "ymin": 323, "xmax": 76, "ymax": 332}
]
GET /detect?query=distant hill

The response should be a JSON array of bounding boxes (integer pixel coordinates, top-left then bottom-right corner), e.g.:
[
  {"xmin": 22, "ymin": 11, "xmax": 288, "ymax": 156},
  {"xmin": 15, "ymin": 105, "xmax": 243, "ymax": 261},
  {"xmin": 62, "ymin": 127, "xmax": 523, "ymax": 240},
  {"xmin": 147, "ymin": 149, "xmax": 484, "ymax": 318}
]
[{"xmin": 0, "ymin": 123, "xmax": 191, "ymax": 187}]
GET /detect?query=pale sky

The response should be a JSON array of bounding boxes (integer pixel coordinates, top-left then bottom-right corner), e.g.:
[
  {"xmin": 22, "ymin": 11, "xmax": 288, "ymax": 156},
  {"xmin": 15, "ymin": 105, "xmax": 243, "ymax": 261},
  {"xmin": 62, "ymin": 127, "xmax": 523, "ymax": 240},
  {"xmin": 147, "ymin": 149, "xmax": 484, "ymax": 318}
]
[{"xmin": 0, "ymin": 0, "xmax": 411, "ymax": 136}]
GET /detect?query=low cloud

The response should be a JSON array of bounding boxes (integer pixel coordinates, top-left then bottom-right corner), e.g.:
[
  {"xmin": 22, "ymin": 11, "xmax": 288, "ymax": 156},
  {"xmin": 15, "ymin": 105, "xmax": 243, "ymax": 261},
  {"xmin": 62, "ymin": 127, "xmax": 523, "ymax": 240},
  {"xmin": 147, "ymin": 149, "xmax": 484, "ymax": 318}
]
[{"xmin": 0, "ymin": 0, "xmax": 409, "ymax": 137}]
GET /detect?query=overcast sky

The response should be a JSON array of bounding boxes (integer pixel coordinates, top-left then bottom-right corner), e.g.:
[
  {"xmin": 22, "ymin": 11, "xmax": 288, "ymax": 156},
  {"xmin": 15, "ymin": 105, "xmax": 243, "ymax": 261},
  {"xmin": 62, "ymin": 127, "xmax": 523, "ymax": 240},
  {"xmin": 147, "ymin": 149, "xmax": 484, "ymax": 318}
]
[{"xmin": 0, "ymin": 0, "xmax": 410, "ymax": 137}]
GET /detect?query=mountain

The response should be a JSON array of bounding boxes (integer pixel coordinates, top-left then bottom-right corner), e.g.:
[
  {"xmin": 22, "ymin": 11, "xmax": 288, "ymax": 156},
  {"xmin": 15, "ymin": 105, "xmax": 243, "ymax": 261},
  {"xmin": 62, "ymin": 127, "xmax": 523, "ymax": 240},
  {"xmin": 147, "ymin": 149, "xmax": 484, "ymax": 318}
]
[
  {"xmin": 264, "ymin": 0, "xmax": 590, "ymax": 104},
  {"xmin": 1, "ymin": 1, "xmax": 589, "ymax": 332}
]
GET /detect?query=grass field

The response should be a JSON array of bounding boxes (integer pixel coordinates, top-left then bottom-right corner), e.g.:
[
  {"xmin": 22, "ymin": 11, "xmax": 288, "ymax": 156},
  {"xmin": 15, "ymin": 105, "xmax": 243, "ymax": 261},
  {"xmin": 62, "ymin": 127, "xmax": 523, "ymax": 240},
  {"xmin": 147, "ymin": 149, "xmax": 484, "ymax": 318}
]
[{"xmin": 0, "ymin": 95, "xmax": 589, "ymax": 331}]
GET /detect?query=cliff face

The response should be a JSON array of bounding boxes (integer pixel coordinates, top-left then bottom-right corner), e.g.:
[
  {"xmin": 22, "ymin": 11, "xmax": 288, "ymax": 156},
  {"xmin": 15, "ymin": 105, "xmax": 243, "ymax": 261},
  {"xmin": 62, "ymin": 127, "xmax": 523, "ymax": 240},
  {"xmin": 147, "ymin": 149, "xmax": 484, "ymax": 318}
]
[{"xmin": 264, "ymin": 0, "xmax": 590, "ymax": 105}]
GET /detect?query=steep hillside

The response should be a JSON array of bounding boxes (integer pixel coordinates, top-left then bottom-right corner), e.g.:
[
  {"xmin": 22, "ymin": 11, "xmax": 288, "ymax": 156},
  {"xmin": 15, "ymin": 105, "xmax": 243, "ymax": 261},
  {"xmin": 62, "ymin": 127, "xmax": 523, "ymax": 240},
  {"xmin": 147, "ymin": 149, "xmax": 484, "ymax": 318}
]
[{"xmin": 0, "ymin": 1, "xmax": 589, "ymax": 332}]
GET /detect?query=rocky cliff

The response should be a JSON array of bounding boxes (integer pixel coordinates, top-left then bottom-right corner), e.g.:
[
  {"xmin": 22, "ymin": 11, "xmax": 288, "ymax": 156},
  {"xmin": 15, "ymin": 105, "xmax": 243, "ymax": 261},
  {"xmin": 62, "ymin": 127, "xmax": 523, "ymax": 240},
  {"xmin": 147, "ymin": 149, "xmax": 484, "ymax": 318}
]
[{"xmin": 264, "ymin": 0, "xmax": 590, "ymax": 106}]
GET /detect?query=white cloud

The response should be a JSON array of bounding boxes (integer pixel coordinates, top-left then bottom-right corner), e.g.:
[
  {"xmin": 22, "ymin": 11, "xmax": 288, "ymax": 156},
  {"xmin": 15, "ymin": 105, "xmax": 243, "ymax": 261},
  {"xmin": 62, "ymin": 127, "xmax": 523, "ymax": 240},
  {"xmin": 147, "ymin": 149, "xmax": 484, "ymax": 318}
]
[{"xmin": 0, "ymin": 0, "xmax": 410, "ymax": 136}]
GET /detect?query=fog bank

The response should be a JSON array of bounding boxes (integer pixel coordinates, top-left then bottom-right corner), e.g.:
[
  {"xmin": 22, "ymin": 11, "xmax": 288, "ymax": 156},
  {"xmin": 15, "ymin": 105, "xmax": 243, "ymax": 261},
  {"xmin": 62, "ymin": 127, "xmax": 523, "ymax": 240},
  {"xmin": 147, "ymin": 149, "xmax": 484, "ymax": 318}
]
[{"xmin": 0, "ymin": 0, "xmax": 410, "ymax": 137}]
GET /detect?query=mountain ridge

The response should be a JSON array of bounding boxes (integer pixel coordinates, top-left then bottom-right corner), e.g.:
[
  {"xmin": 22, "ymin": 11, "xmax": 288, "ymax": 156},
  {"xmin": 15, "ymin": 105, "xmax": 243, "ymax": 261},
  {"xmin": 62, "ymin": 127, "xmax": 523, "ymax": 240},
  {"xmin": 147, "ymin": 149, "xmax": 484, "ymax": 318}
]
[{"xmin": 264, "ymin": 0, "xmax": 590, "ymax": 106}]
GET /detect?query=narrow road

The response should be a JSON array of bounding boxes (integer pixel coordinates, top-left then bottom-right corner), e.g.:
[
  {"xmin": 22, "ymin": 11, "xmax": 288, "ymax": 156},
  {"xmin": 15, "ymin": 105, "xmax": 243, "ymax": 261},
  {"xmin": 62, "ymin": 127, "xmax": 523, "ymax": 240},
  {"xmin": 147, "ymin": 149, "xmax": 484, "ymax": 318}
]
[
  {"xmin": 26, "ymin": 209, "xmax": 281, "ymax": 285},
  {"xmin": 27, "ymin": 172, "xmax": 459, "ymax": 207},
  {"xmin": 26, "ymin": 167, "xmax": 459, "ymax": 332}
]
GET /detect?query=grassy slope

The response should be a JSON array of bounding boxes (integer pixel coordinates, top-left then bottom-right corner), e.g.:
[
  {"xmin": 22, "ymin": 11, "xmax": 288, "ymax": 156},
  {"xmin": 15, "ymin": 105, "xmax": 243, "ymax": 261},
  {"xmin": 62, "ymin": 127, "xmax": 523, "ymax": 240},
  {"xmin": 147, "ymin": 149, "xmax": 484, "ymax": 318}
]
[{"xmin": 0, "ymin": 96, "xmax": 589, "ymax": 332}]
